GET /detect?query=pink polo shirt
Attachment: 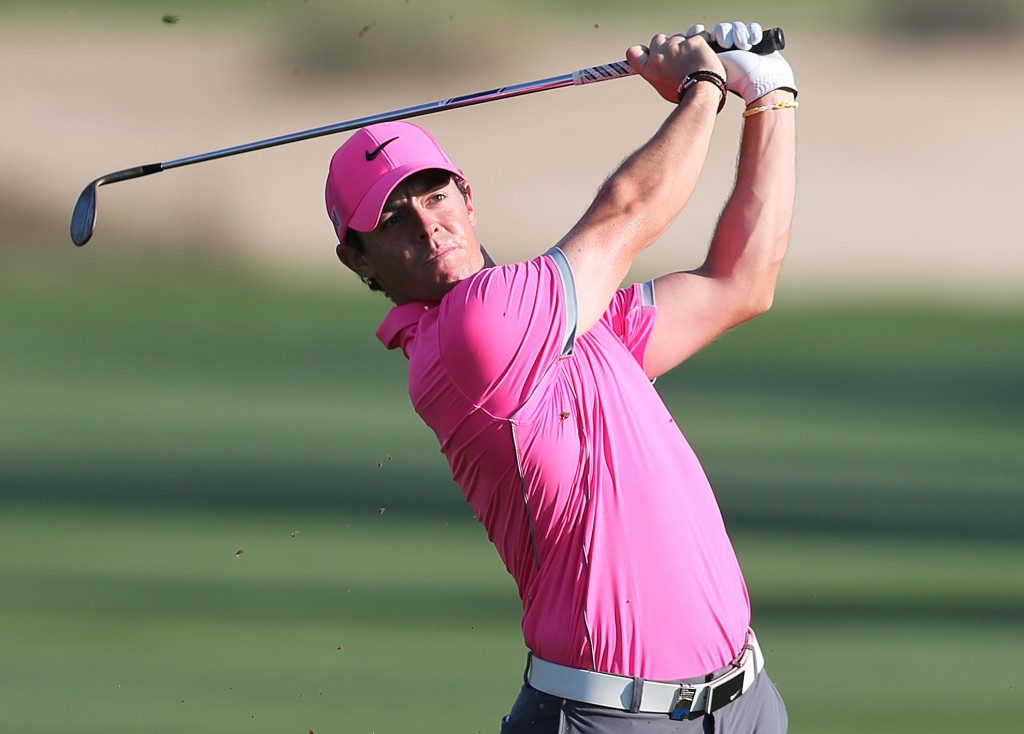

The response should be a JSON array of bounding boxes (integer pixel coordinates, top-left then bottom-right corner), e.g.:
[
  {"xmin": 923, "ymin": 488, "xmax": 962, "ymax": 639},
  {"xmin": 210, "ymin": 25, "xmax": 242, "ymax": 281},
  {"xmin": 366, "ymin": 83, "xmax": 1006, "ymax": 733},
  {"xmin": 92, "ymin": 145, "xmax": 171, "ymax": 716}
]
[{"xmin": 376, "ymin": 249, "xmax": 750, "ymax": 681}]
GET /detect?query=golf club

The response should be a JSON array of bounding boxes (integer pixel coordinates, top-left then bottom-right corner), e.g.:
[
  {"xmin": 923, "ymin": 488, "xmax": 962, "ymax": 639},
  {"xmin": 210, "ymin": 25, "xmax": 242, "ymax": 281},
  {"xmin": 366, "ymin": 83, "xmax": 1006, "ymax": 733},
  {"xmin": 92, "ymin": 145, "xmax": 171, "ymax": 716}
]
[{"xmin": 70, "ymin": 27, "xmax": 784, "ymax": 247}]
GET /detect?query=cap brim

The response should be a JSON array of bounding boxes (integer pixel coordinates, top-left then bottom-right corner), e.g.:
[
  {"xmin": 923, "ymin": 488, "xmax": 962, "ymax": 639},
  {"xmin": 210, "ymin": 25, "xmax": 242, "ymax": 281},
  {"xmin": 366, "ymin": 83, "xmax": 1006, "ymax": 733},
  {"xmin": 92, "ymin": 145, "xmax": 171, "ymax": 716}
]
[{"xmin": 347, "ymin": 161, "xmax": 464, "ymax": 233}]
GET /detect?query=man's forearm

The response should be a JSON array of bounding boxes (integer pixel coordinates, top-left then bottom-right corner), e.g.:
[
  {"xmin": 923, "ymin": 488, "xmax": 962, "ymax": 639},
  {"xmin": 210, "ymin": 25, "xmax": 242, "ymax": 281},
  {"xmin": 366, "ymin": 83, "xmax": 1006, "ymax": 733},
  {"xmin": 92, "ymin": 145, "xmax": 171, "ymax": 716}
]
[{"xmin": 701, "ymin": 90, "xmax": 797, "ymax": 315}]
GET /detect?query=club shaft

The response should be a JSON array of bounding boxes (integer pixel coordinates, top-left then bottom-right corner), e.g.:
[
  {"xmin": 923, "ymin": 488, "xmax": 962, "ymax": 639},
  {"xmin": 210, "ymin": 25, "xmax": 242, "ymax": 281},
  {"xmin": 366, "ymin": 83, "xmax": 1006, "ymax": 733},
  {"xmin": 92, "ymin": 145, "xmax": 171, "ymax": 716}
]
[
  {"xmin": 161, "ymin": 67, "xmax": 621, "ymax": 171},
  {"xmin": 163, "ymin": 27, "xmax": 784, "ymax": 169},
  {"xmin": 160, "ymin": 26, "xmax": 783, "ymax": 170}
]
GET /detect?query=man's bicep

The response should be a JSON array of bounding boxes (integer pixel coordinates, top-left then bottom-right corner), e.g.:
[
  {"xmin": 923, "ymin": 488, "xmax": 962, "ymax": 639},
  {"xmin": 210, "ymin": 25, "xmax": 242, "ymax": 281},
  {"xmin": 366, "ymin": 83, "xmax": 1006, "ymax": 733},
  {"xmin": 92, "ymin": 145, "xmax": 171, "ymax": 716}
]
[{"xmin": 644, "ymin": 269, "xmax": 743, "ymax": 378}]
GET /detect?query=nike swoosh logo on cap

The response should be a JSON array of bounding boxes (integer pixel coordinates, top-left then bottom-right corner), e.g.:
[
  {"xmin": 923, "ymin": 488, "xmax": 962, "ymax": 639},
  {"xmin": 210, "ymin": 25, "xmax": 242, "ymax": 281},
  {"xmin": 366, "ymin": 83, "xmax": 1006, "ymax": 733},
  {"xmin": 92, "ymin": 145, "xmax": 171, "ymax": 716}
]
[{"xmin": 365, "ymin": 136, "xmax": 400, "ymax": 161}]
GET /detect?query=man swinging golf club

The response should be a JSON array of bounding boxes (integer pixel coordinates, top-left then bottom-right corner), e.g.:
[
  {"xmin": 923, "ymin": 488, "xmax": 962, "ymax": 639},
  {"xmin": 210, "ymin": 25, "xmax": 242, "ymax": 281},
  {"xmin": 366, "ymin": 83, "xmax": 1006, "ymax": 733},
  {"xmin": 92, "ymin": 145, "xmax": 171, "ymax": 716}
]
[{"xmin": 325, "ymin": 20, "xmax": 797, "ymax": 734}]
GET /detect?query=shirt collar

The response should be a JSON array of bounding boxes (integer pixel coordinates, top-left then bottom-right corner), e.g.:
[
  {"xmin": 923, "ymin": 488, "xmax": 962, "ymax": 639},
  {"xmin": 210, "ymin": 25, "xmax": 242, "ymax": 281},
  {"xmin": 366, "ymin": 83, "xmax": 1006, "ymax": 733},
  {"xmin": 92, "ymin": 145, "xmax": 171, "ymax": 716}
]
[{"xmin": 375, "ymin": 300, "xmax": 439, "ymax": 351}]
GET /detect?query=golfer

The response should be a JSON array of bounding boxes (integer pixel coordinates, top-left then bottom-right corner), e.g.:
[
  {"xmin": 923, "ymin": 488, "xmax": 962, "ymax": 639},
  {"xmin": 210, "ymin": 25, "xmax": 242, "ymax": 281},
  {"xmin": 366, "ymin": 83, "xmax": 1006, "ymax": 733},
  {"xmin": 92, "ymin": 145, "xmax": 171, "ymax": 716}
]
[{"xmin": 325, "ymin": 21, "xmax": 796, "ymax": 733}]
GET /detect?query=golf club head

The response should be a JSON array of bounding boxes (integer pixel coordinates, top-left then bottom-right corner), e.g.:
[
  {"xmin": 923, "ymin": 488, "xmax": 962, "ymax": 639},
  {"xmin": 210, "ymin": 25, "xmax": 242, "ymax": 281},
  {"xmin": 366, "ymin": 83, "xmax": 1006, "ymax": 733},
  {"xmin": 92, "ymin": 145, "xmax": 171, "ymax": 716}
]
[
  {"xmin": 70, "ymin": 180, "xmax": 99, "ymax": 247},
  {"xmin": 69, "ymin": 163, "xmax": 164, "ymax": 246}
]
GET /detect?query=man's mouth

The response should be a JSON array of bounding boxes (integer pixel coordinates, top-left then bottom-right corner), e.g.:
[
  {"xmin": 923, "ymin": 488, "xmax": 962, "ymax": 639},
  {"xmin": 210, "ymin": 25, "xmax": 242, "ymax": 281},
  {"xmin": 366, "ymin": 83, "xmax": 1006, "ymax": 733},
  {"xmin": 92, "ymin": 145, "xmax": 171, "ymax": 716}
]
[{"xmin": 425, "ymin": 246, "xmax": 455, "ymax": 264}]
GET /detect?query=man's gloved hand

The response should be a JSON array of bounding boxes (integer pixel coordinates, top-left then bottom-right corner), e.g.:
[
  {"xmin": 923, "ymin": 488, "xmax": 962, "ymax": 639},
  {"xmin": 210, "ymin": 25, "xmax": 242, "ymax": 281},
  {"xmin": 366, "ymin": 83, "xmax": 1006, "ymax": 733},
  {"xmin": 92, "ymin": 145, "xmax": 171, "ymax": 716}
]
[{"xmin": 686, "ymin": 21, "xmax": 798, "ymax": 105}]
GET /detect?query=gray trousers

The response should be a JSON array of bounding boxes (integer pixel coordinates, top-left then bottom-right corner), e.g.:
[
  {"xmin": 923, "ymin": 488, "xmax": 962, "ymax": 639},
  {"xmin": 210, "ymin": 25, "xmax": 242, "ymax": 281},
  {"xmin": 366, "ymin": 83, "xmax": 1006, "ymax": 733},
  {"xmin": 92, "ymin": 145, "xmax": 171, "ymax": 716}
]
[{"xmin": 499, "ymin": 667, "xmax": 787, "ymax": 734}]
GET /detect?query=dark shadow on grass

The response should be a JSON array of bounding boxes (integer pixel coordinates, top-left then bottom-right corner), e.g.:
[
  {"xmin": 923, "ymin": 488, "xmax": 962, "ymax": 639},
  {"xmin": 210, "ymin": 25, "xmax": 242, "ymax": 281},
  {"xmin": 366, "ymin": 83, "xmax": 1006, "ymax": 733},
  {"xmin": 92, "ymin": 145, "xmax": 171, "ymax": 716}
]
[
  {"xmin": 4, "ymin": 450, "xmax": 1022, "ymax": 543},
  {"xmin": 2, "ymin": 571, "xmax": 519, "ymax": 627},
  {"xmin": 6, "ymin": 571, "xmax": 1020, "ymax": 630}
]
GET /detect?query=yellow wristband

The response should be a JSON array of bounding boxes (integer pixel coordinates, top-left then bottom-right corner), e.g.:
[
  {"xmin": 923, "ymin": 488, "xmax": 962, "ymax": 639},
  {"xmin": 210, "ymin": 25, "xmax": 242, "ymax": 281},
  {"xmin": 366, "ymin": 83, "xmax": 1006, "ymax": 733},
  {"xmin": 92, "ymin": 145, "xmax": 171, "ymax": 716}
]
[{"xmin": 742, "ymin": 100, "xmax": 799, "ymax": 118}]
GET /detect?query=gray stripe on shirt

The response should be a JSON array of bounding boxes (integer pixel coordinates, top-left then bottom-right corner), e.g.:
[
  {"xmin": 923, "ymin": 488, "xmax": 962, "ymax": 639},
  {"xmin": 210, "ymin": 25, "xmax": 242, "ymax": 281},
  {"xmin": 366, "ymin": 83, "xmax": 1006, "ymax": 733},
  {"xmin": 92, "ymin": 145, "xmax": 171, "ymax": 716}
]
[
  {"xmin": 640, "ymin": 279, "xmax": 656, "ymax": 308},
  {"xmin": 545, "ymin": 247, "xmax": 578, "ymax": 357}
]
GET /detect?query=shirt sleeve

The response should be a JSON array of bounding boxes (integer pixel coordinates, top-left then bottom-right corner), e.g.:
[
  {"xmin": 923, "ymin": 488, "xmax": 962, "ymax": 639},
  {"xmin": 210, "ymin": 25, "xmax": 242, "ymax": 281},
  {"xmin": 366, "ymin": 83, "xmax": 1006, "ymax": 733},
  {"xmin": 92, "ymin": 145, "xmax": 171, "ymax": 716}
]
[
  {"xmin": 435, "ymin": 253, "xmax": 571, "ymax": 419},
  {"xmin": 596, "ymin": 279, "xmax": 657, "ymax": 371}
]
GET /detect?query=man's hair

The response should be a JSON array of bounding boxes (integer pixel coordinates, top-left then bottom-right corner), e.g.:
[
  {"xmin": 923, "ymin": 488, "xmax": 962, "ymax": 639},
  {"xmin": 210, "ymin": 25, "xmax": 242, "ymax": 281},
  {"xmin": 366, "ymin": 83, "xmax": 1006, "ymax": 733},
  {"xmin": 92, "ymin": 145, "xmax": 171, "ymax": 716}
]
[
  {"xmin": 344, "ymin": 173, "xmax": 470, "ymax": 295},
  {"xmin": 343, "ymin": 230, "xmax": 385, "ymax": 293}
]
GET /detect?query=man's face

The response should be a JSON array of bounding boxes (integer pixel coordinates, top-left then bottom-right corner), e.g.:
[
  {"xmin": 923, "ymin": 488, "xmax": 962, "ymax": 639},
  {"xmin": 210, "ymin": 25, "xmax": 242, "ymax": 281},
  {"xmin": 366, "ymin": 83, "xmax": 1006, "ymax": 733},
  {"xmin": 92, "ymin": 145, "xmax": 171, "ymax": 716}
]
[{"xmin": 338, "ymin": 170, "xmax": 485, "ymax": 304}]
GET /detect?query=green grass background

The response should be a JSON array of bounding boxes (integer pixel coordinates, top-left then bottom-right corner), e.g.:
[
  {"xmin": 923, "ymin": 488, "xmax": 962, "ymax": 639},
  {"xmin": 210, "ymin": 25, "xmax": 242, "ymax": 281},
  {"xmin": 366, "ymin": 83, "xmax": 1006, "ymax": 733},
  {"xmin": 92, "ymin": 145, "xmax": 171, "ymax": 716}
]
[{"xmin": 2, "ymin": 266, "xmax": 1022, "ymax": 733}]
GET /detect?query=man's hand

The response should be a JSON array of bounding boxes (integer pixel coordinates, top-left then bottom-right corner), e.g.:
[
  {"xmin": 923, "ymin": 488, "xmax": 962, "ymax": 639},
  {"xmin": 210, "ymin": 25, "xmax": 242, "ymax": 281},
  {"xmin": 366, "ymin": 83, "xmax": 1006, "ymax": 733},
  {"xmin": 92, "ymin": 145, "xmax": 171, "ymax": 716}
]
[
  {"xmin": 687, "ymin": 21, "xmax": 798, "ymax": 105},
  {"xmin": 625, "ymin": 33, "xmax": 726, "ymax": 104}
]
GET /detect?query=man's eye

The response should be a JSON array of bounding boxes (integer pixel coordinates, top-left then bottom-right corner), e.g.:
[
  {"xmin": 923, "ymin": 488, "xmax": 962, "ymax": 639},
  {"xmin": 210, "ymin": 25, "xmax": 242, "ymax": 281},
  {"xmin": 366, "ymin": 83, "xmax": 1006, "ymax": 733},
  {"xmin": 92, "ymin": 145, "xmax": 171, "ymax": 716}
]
[{"xmin": 380, "ymin": 213, "xmax": 400, "ymax": 228}]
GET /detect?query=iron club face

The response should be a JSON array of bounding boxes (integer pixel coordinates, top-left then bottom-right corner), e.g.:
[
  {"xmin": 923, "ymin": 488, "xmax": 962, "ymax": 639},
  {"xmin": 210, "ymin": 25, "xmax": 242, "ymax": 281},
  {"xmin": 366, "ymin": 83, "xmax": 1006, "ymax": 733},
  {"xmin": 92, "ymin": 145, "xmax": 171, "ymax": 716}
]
[{"xmin": 70, "ymin": 180, "xmax": 99, "ymax": 247}]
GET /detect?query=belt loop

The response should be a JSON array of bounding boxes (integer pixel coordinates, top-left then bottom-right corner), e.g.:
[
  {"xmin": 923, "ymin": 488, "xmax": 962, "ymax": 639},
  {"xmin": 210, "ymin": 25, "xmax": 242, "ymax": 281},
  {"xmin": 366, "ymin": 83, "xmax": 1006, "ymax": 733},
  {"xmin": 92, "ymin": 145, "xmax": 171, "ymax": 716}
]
[{"xmin": 628, "ymin": 676, "xmax": 644, "ymax": 713}]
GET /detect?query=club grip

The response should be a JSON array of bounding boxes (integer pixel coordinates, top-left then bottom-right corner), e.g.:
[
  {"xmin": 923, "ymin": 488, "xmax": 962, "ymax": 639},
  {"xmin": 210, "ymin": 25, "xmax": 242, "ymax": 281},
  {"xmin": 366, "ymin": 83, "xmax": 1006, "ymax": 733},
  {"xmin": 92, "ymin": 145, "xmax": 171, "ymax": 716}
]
[{"xmin": 707, "ymin": 26, "xmax": 785, "ymax": 55}]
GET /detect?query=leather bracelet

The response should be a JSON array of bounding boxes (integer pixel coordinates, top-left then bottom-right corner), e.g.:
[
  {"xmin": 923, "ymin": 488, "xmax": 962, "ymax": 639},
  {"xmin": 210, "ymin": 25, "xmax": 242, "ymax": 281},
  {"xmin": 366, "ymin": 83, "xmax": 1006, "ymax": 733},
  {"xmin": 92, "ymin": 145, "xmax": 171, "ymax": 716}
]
[{"xmin": 676, "ymin": 70, "xmax": 727, "ymax": 113}]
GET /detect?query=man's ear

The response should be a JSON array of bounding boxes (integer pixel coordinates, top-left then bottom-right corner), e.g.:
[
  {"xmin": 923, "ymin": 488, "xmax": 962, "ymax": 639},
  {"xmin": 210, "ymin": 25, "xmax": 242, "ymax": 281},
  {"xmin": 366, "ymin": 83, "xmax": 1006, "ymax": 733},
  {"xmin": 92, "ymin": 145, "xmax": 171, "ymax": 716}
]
[
  {"xmin": 335, "ymin": 242, "xmax": 374, "ymax": 281},
  {"xmin": 463, "ymin": 181, "xmax": 477, "ymax": 226}
]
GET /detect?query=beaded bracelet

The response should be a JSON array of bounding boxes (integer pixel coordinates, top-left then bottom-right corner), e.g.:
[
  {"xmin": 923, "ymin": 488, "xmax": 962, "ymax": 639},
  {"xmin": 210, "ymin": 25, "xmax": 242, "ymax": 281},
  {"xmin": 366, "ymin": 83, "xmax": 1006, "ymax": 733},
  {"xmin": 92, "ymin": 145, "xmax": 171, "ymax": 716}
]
[
  {"xmin": 742, "ymin": 100, "xmax": 799, "ymax": 118},
  {"xmin": 676, "ymin": 70, "xmax": 728, "ymax": 113}
]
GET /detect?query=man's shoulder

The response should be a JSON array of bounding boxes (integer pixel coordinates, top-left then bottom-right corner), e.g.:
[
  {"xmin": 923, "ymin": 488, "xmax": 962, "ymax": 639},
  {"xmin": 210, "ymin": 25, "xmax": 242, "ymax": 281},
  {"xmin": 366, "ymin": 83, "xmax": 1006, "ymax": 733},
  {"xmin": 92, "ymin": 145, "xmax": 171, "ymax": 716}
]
[{"xmin": 442, "ymin": 253, "xmax": 559, "ymax": 319}]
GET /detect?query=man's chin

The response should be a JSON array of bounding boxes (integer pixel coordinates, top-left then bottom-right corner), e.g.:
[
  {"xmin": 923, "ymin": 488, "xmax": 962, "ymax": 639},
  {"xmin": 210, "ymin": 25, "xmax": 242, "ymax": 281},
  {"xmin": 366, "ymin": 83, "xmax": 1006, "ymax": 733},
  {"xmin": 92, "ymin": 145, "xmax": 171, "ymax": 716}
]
[{"xmin": 442, "ymin": 262, "xmax": 485, "ymax": 286}]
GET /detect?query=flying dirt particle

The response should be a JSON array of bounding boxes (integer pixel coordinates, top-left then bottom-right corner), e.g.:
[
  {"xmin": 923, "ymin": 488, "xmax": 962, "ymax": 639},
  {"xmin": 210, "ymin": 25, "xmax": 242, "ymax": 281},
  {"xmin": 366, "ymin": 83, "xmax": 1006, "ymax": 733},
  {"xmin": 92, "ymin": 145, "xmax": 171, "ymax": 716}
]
[
  {"xmin": 378, "ymin": 507, "xmax": 386, "ymax": 515},
  {"xmin": 235, "ymin": 548, "xmax": 244, "ymax": 557},
  {"xmin": 358, "ymin": 22, "xmax": 376, "ymax": 38},
  {"xmin": 162, "ymin": 14, "xmax": 179, "ymax": 24},
  {"xmin": 291, "ymin": 530, "xmax": 300, "ymax": 538},
  {"xmin": 336, "ymin": 644, "xmax": 344, "ymax": 652},
  {"xmin": 559, "ymin": 411, "xmax": 570, "ymax": 422},
  {"xmin": 594, "ymin": 22, "xmax": 600, "ymax": 29}
]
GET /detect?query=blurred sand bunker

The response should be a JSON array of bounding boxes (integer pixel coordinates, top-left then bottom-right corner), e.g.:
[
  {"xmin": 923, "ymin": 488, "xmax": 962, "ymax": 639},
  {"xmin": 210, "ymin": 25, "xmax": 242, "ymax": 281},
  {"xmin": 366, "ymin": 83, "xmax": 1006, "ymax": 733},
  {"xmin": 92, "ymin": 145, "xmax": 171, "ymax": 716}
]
[{"xmin": 5, "ymin": 9, "xmax": 1024, "ymax": 302}]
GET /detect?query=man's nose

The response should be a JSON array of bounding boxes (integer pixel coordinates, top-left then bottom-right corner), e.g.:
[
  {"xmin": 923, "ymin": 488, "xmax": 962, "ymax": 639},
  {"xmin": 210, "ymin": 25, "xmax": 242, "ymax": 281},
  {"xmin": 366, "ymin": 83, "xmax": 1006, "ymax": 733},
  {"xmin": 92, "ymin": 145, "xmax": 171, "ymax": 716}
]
[{"xmin": 413, "ymin": 208, "xmax": 440, "ymax": 240}]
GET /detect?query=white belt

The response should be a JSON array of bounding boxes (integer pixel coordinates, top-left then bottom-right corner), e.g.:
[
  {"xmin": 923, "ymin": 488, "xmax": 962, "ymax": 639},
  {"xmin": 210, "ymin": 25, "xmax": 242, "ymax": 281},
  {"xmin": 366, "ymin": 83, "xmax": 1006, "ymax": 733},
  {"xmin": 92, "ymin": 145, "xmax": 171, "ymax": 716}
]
[{"xmin": 526, "ymin": 629, "xmax": 765, "ymax": 719}]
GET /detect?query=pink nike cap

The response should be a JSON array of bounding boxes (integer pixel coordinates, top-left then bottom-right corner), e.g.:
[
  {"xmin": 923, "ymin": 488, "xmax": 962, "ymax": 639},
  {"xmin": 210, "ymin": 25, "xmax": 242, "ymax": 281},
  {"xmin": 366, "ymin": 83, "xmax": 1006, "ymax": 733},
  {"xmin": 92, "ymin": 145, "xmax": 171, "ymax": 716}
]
[{"xmin": 325, "ymin": 121, "xmax": 462, "ymax": 242}]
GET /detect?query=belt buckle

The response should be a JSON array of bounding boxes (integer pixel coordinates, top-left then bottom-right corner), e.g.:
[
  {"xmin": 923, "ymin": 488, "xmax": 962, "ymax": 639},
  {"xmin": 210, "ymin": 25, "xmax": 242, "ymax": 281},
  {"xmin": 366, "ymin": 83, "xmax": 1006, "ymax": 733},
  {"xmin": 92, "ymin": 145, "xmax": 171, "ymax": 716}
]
[
  {"xmin": 706, "ymin": 667, "xmax": 747, "ymax": 714},
  {"xmin": 669, "ymin": 685, "xmax": 696, "ymax": 720}
]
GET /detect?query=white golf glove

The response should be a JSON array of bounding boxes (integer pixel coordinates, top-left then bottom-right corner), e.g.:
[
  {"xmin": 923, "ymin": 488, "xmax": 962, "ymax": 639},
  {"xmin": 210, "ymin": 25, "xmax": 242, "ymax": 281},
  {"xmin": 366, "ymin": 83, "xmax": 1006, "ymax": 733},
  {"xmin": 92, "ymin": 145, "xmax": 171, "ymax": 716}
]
[{"xmin": 686, "ymin": 21, "xmax": 798, "ymax": 105}]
